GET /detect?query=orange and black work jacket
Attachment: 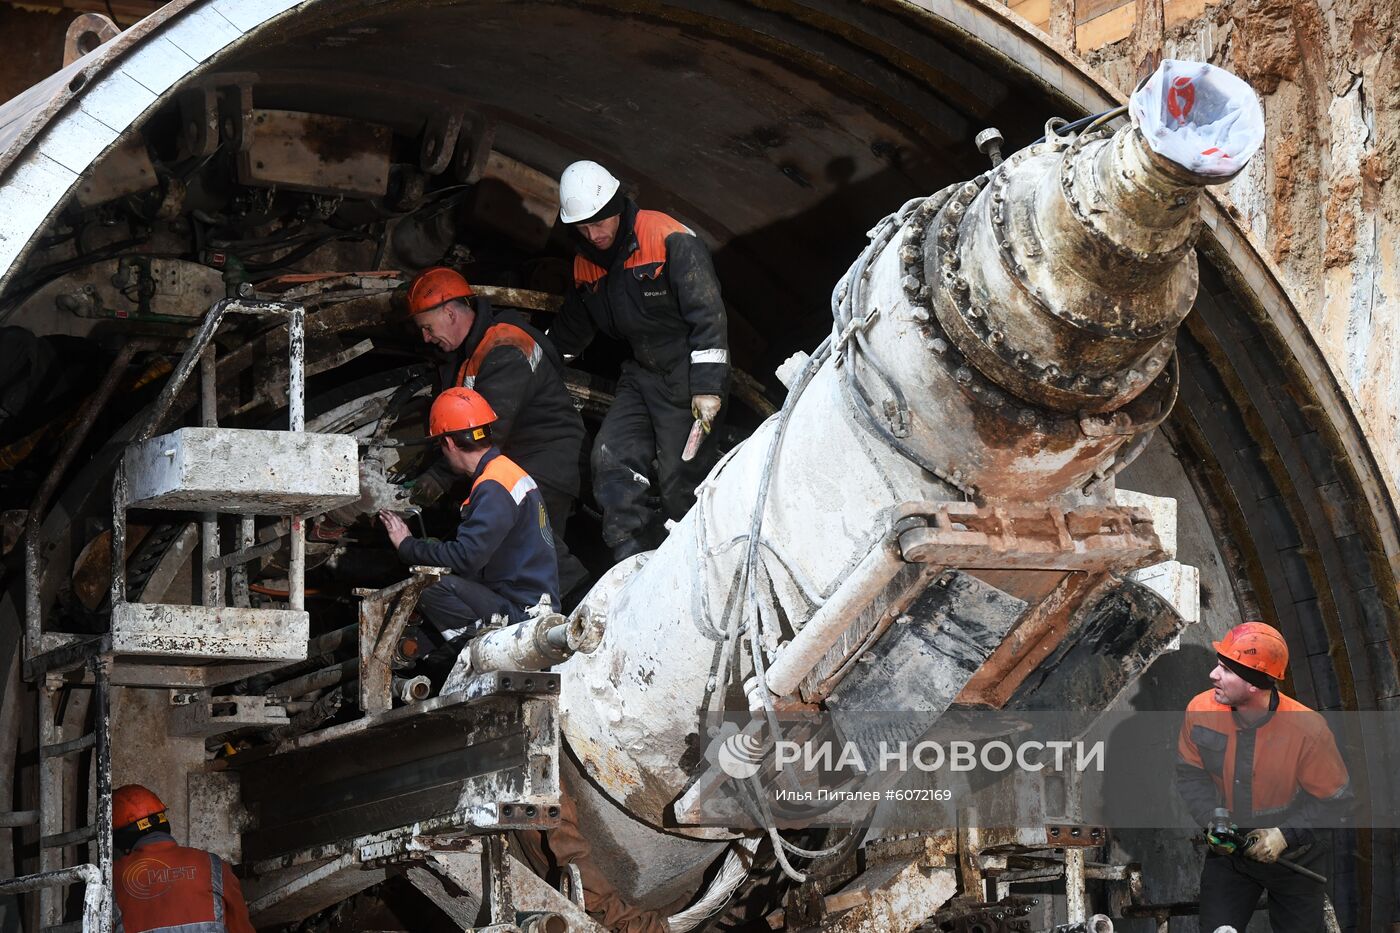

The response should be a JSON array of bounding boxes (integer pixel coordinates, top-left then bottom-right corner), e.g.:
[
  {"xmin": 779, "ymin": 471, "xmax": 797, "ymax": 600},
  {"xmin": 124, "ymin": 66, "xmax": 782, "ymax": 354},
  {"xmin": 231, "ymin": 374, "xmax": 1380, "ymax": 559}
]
[
  {"xmin": 435, "ymin": 299, "xmax": 584, "ymax": 498},
  {"xmin": 1176, "ymin": 689, "xmax": 1351, "ymax": 848},
  {"xmin": 114, "ymin": 833, "xmax": 255, "ymax": 933},
  {"xmin": 551, "ymin": 200, "xmax": 729, "ymax": 400},
  {"xmin": 397, "ymin": 447, "xmax": 559, "ymax": 614}
]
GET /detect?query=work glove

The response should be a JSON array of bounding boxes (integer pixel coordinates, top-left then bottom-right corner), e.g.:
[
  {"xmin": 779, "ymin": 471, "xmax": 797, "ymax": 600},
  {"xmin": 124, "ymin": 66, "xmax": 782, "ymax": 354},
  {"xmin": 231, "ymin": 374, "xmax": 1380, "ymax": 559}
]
[
  {"xmin": 405, "ymin": 469, "xmax": 450, "ymax": 507},
  {"xmin": 691, "ymin": 394, "xmax": 722, "ymax": 430},
  {"xmin": 1244, "ymin": 827, "xmax": 1287, "ymax": 863}
]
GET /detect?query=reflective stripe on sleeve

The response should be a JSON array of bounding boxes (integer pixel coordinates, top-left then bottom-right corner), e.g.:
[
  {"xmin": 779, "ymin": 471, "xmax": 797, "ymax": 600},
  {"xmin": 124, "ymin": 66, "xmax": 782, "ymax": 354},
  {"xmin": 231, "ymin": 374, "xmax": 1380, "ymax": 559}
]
[
  {"xmin": 508, "ymin": 475, "xmax": 538, "ymax": 504},
  {"xmin": 690, "ymin": 349, "xmax": 728, "ymax": 365},
  {"xmin": 209, "ymin": 853, "xmax": 225, "ymax": 927}
]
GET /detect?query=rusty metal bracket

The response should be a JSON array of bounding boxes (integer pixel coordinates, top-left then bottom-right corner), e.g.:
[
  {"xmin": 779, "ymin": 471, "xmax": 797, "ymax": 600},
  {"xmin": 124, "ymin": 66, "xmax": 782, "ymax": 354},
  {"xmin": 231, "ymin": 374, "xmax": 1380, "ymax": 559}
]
[
  {"xmin": 485, "ymin": 834, "xmax": 514, "ymax": 926},
  {"xmin": 453, "ymin": 112, "xmax": 496, "ymax": 184},
  {"xmin": 354, "ymin": 566, "xmax": 446, "ymax": 713},
  {"xmin": 177, "ymin": 87, "xmax": 219, "ymax": 160},
  {"xmin": 1045, "ymin": 824, "xmax": 1107, "ymax": 847},
  {"xmin": 219, "ymin": 83, "xmax": 255, "ymax": 154},
  {"xmin": 420, "ymin": 108, "xmax": 463, "ymax": 175},
  {"xmin": 894, "ymin": 501, "xmax": 1165, "ymax": 573}
]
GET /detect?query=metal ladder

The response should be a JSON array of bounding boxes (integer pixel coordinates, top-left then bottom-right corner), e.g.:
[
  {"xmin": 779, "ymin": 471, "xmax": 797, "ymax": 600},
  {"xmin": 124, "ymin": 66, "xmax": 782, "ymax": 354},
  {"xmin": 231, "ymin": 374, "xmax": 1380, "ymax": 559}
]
[{"xmin": 0, "ymin": 656, "xmax": 114, "ymax": 932}]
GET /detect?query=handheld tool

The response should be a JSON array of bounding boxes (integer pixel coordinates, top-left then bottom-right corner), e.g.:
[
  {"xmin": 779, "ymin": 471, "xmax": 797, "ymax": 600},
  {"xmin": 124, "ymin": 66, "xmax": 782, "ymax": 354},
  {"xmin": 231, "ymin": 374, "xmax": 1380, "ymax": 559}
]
[
  {"xmin": 1206, "ymin": 809, "xmax": 1327, "ymax": 883},
  {"xmin": 681, "ymin": 417, "xmax": 706, "ymax": 462}
]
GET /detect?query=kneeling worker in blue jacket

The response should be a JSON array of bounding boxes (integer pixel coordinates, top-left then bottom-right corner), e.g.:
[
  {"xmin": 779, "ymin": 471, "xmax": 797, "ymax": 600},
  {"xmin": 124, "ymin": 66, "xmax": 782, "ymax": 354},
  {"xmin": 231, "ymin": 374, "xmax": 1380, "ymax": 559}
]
[{"xmin": 379, "ymin": 387, "xmax": 560, "ymax": 656}]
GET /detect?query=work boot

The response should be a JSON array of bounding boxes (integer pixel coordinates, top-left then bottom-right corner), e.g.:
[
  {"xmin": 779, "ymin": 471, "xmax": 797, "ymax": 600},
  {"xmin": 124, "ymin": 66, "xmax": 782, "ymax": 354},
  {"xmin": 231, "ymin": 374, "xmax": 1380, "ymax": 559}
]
[{"xmin": 610, "ymin": 537, "xmax": 650, "ymax": 563}]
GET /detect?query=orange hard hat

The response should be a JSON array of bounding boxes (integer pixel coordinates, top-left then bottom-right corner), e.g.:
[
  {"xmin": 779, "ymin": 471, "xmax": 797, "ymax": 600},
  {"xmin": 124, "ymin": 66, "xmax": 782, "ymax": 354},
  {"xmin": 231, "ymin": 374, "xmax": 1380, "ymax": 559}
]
[
  {"xmin": 407, "ymin": 267, "xmax": 473, "ymax": 316},
  {"xmin": 1214, "ymin": 621, "xmax": 1288, "ymax": 681},
  {"xmin": 113, "ymin": 784, "xmax": 166, "ymax": 831},
  {"xmin": 429, "ymin": 387, "xmax": 497, "ymax": 440}
]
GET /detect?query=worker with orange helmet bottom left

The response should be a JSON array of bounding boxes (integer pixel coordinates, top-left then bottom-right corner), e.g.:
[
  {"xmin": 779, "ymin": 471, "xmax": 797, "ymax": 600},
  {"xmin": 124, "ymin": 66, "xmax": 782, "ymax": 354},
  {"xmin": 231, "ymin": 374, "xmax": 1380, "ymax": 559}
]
[
  {"xmin": 379, "ymin": 388, "xmax": 560, "ymax": 677},
  {"xmin": 112, "ymin": 784, "xmax": 255, "ymax": 933},
  {"xmin": 1175, "ymin": 621, "xmax": 1352, "ymax": 933}
]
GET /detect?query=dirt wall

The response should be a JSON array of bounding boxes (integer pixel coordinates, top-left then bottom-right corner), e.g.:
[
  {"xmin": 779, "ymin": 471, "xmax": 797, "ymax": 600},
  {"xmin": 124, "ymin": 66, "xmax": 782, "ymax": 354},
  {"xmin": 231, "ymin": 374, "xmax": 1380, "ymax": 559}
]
[{"xmin": 1078, "ymin": 0, "xmax": 1400, "ymax": 496}]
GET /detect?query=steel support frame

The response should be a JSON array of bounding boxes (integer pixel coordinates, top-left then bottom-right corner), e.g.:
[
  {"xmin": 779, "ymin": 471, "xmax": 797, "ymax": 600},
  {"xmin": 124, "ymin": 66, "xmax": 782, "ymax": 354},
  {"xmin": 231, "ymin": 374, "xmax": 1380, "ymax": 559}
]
[
  {"xmin": 107, "ymin": 297, "xmax": 308, "ymax": 632},
  {"xmin": 23, "ymin": 340, "xmax": 156, "ymax": 666},
  {"xmin": 422, "ymin": 839, "xmax": 606, "ymax": 932},
  {"xmin": 354, "ymin": 567, "xmax": 445, "ymax": 714}
]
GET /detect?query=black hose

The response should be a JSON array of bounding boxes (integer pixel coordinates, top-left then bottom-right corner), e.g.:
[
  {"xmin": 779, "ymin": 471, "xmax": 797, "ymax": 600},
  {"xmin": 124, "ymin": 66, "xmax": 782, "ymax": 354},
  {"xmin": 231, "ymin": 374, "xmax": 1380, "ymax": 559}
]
[{"xmin": 1029, "ymin": 106, "xmax": 1125, "ymax": 146}]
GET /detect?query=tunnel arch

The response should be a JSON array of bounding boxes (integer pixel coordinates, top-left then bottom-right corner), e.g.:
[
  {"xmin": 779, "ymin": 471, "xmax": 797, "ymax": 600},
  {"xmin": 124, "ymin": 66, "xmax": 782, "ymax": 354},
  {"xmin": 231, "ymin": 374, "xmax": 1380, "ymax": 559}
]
[{"xmin": 1, "ymin": 0, "xmax": 1395, "ymax": 928}]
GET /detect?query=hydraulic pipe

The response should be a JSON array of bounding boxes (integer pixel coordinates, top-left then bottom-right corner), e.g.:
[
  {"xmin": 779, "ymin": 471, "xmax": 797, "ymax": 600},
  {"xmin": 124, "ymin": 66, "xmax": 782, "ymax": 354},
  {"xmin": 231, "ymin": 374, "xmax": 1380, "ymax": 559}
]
[
  {"xmin": 270, "ymin": 657, "xmax": 358, "ymax": 699},
  {"xmin": 761, "ymin": 536, "xmax": 908, "ymax": 699},
  {"xmin": 468, "ymin": 615, "xmax": 576, "ymax": 673}
]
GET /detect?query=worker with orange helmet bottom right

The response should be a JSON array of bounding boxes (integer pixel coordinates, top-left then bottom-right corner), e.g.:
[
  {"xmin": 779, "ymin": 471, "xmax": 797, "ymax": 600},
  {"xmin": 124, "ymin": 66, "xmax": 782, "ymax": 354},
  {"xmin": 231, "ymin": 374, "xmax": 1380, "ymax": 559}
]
[
  {"xmin": 379, "ymin": 388, "xmax": 559, "ymax": 680},
  {"xmin": 112, "ymin": 784, "xmax": 255, "ymax": 933},
  {"xmin": 1175, "ymin": 621, "xmax": 1352, "ymax": 933}
]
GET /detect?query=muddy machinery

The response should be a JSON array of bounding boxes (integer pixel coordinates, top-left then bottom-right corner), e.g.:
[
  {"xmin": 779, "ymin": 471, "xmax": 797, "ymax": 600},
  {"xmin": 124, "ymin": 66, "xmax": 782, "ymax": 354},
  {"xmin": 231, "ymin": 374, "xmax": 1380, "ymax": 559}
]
[{"xmin": 2, "ymin": 57, "xmax": 1265, "ymax": 932}]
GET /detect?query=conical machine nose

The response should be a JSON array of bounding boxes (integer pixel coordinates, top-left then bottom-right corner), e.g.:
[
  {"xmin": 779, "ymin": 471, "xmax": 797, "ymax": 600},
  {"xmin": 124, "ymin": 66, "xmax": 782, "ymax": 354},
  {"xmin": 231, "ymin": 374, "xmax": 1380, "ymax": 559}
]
[{"xmin": 921, "ymin": 63, "xmax": 1264, "ymax": 415}]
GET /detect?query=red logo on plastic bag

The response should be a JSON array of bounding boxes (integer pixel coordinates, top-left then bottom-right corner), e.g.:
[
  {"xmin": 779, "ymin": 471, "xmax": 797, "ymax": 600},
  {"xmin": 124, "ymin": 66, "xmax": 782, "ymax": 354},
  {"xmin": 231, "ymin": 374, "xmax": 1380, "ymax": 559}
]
[{"xmin": 1167, "ymin": 76, "xmax": 1196, "ymax": 123}]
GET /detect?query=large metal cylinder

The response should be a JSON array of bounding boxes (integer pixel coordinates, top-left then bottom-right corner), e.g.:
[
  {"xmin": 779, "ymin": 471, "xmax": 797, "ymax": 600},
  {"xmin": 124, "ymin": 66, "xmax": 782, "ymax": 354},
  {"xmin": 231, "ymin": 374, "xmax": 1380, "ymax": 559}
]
[{"xmin": 558, "ymin": 104, "xmax": 1258, "ymax": 851}]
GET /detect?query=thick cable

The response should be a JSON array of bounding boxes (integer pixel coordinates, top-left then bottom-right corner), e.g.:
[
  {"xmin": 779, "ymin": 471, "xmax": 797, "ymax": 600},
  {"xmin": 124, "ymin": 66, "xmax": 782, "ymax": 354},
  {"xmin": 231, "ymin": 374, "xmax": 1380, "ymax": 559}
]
[{"xmin": 665, "ymin": 836, "xmax": 760, "ymax": 932}]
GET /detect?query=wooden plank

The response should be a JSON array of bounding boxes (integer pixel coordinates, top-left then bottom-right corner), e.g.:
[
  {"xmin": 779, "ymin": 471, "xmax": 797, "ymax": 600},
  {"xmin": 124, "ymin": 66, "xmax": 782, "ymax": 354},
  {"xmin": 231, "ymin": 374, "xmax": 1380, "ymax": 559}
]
[
  {"xmin": 1076, "ymin": 2, "xmax": 1136, "ymax": 49},
  {"xmin": 1076, "ymin": 0, "xmax": 1131, "ymax": 26},
  {"xmin": 1010, "ymin": 0, "xmax": 1051, "ymax": 28}
]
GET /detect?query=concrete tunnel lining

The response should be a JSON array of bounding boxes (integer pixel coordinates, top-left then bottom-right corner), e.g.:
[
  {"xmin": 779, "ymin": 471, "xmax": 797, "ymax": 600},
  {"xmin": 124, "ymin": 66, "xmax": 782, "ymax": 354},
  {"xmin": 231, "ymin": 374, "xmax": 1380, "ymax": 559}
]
[{"xmin": 0, "ymin": 0, "xmax": 1397, "ymax": 928}]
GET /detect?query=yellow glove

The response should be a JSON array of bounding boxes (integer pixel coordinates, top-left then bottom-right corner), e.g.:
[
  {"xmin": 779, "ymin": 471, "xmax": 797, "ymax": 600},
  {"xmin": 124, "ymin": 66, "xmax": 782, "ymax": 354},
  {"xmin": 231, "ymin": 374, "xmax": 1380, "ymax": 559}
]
[
  {"xmin": 691, "ymin": 394, "xmax": 722, "ymax": 430},
  {"xmin": 1244, "ymin": 827, "xmax": 1287, "ymax": 863}
]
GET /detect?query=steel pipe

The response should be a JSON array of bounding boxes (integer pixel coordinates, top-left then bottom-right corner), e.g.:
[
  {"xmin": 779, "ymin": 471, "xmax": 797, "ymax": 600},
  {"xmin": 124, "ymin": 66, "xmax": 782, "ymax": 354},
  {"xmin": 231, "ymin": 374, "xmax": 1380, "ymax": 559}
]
[
  {"xmin": 270, "ymin": 657, "xmax": 358, "ymax": 699},
  {"xmin": 0, "ymin": 810, "xmax": 38, "ymax": 828},
  {"xmin": 762, "ymin": 537, "xmax": 908, "ymax": 699},
  {"xmin": 469, "ymin": 615, "xmax": 573, "ymax": 673},
  {"xmin": 199, "ymin": 345, "xmax": 223, "ymax": 609},
  {"xmin": 0, "ymin": 862, "xmax": 100, "ymax": 895}
]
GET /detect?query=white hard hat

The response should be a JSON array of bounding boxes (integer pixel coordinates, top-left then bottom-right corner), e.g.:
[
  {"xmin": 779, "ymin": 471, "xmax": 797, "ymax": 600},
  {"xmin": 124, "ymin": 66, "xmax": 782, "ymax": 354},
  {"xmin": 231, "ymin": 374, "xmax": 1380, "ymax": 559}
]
[{"xmin": 558, "ymin": 160, "xmax": 621, "ymax": 224}]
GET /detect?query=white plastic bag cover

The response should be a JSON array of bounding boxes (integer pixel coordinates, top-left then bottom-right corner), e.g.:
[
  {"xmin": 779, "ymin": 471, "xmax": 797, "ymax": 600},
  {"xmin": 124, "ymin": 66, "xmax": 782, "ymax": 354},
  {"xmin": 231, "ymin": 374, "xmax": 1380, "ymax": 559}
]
[{"xmin": 1129, "ymin": 60, "xmax": 1265, "ymax": 177}]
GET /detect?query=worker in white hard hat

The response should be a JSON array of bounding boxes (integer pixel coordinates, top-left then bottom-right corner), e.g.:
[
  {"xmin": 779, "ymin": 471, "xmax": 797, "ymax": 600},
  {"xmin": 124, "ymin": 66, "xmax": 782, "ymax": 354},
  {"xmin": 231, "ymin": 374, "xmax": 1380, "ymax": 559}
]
[{"xmin": 550, "ymin": 160, "xmax": 730, "ymax": 562}]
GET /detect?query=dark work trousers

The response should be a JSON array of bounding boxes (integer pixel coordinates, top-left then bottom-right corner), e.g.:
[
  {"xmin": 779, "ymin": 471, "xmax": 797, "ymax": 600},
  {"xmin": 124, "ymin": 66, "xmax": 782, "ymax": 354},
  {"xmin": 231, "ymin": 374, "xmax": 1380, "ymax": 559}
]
[
  {"xmin": 416, "ymin": 575, "xmax": 522, "ymax": 637},
  {"xmin": 1199, "ymin": 842, "xmax": 1330, "ymax": 933},
  {"xmin": 415, "ymin": 576, "xmax": 530, "ymax": 690},
  {"xmin": 539, "ymin": 482, "xmax": 589, "ymax": 601},
  {"xmin": 591, "ymin": 364, "xmax": 723, "ymax": 552}
]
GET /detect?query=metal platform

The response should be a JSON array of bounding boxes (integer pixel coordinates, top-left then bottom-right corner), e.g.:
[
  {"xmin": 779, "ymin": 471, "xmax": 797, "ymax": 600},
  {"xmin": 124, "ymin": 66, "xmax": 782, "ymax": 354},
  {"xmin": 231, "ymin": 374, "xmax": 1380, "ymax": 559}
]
[
  {"xmin": 111, "ymin": 603, "xmax": 309, "ymax": 662},
  {"xmin": 124, "ymin": 427, "xmax": 358, "ymax": 514}
]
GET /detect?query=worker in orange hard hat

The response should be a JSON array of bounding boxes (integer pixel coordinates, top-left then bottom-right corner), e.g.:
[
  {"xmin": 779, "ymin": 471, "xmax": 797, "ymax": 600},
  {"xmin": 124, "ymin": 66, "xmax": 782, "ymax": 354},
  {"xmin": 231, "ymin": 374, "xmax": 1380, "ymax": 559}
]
[
  {"xmin": 403, "ymin": 266, "xmax": 587, "ymax": 602},
  {"xmin": 111, "ymin": 784, "xmax": 255, "ymax": 933},
  {"xmin": 1175, "ymin": 621, "xmax": 1351, "ymax": 933},
  {"xmin": 380, "ymin": 388, "xmax": 559, "ymax": 679}
]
